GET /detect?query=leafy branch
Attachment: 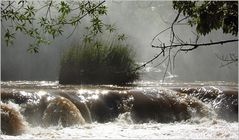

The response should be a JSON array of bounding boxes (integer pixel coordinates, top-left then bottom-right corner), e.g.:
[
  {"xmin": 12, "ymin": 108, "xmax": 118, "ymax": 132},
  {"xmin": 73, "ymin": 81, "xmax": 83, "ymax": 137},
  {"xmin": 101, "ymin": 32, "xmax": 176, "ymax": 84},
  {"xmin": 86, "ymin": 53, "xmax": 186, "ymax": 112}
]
[{"xmin": 1, "ymin": 0, "xmax": 110, "ymax": 53}]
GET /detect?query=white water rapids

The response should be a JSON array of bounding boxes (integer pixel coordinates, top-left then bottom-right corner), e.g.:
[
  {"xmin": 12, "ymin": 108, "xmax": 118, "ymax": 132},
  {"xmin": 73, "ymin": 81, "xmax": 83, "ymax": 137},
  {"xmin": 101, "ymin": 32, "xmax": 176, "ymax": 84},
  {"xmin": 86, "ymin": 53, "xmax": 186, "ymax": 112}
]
[{"xmin": 2, "ymin": 117, "xmax": 238, "ymax": 139}]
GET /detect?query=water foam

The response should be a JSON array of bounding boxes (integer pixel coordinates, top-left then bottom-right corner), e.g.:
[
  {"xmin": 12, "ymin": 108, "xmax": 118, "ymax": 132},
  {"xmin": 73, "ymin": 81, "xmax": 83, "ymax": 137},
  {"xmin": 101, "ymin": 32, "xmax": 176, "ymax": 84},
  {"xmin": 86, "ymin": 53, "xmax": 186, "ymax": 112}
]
[{"xmin": 1, "ymin": 119, "xmax": 238, "ymax": 139}]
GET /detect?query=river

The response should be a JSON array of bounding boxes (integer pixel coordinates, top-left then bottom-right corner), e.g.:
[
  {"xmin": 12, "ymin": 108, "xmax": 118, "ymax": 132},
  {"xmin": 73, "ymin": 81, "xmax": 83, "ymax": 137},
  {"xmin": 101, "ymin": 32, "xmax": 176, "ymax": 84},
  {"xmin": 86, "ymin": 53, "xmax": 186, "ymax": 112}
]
[{"xmin": 1, "ymin": 81, "xmax": 238, "ymax": 139}]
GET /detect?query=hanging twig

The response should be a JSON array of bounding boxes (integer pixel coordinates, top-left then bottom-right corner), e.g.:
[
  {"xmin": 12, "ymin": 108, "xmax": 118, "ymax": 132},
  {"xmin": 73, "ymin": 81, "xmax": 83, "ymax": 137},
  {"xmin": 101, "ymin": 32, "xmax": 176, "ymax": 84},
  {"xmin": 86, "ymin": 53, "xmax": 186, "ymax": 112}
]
[
  {"xmin": 154, "ymin": 55, "xmax": 169, "ymax": 68},
  {"xmin": 162, "ymin": 12, "xmax": 181, "ymax": 81},
  {"xmin": 134, "ymin": 50, "xmax": 164, "ymax": 71},
  {"xmin": 215, "ymin": 53, "xmax": 238, "ymax": 68}
]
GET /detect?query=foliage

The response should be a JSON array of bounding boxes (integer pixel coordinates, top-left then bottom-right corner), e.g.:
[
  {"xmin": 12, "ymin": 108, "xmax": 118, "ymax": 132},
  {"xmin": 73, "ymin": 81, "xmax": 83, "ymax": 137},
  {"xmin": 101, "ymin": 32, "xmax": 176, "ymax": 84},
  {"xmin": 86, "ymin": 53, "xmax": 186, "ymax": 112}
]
[
  {"xmin": 59, "ymin": 39, "xmax": 139, "ymax": 85},
  {"xmin": 173, "ymin": 1, "xmax": 238, "ymax": 36},
  {"xmin": 1, "ymin": 0, "xmax": 114, "ymax": 53}
]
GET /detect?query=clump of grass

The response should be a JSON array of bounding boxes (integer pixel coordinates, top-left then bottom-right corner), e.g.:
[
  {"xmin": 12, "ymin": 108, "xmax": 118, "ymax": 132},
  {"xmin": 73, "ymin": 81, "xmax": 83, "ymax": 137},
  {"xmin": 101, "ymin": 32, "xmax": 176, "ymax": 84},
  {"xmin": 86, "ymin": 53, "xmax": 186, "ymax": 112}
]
[{"xmin": 59, "ymin": 40, "xmax": 139, "ymax": 85}]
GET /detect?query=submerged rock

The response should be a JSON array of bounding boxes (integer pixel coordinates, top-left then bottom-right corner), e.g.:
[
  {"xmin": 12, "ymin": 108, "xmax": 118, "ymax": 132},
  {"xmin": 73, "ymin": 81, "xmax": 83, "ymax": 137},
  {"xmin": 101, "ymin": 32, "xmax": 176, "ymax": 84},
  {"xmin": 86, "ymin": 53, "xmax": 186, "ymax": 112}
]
[
  {"xmin": 1, "ymin": 90, "xmax": 51, "ymax": 126},
  {"xmin": 128, "ymin": 90, "xmax": 209, "ymax": 123},
  {"xmin": 176, "ymin": 86, "xmax": 238, "ymax": 121},
  {"xmin": 42, "ymin": 97, "xmax": 85, "ymax": 127},
  {"xmin": 88, "ymin": 91, "xmax": 132, "ymax": 123},
  {"xmin": 56, "ymin": 91, "xmax": 93, "ymax": 123},
  {"xmin": 1, "ymin": 103, "xmax": 27, "ymax": 135}
]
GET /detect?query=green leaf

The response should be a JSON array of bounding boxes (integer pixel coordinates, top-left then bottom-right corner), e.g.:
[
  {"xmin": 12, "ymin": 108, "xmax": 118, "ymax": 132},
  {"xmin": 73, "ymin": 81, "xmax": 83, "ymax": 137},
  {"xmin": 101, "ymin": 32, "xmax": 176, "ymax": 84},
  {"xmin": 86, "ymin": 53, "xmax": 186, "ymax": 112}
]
[
  {"xmin": 59, "ymin": 1, "xmax": 71, "ymax": 16},
  {"xmin": 4, "ymin": 29, "xmax": 15, "ymax": 46},
  {"xmin": 118, "ymin": 34, "xmax": 127, "ymax": 41},
  {"xmin": 27, "ymin": 44, "xmax": 39, "ymax": 53},
  {"xmin": 105, "ymin": 24, "xmax": 116, "ymax": 33}
]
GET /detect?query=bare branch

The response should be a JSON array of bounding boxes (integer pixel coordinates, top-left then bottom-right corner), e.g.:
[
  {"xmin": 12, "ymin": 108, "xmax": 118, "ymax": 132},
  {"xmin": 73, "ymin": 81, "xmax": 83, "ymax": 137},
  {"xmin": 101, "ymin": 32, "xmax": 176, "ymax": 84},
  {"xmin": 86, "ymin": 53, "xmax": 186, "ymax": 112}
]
[
  {"xmin": 134, "ymin": 50, "xmax": 164, "ymax": 71},
  {"xmin": 151, "ymin": 27, "xmax": 171, "ymax": 46},
  {"xmin": 162, "ymin": 12, "xmax": 181, "ymax": 81},
  {"xmin": 45, "ymin": 0, "xmax": 52, "ymax": 20},
  {"xmin": 154, "ymin": 55, "xmax": 169, "ymax": 67},
  {"xmin": 2, "ymin": 1, "xmax": 15, "ymax": 11},
  {"xmin": 150, "ymin": 16, "xmax": 189, "ymax": 46},
  {"xmin": 216, "ymin": 53, "xmax": 238, "ymax": 67},
  {"xmin": 152, "ymin": 39, "xmax": 238, "ymax": 51},
  {"xmin": 172, "ymin": 46, "xmax": 184, "ymax": 69},
  {"xmin": 66, "ymin": 22, "xmax": 78, "ymax": 39}
]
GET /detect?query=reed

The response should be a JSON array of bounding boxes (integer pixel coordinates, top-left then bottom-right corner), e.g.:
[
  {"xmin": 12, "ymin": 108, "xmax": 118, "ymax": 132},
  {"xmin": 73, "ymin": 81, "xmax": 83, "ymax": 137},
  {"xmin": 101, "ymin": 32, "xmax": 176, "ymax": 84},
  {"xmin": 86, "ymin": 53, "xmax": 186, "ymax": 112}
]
[{"xmin": 59, "ymin": 40, "xmax": 139, "ymax": 85}]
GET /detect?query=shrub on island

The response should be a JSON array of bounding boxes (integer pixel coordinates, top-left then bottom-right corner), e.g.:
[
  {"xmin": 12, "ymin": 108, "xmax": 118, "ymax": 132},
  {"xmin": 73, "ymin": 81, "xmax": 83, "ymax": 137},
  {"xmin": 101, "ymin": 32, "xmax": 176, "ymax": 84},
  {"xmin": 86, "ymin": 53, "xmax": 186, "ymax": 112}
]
[{"xmin": 59, "ymin": 40, "xmax": 139, "ymax": 85}]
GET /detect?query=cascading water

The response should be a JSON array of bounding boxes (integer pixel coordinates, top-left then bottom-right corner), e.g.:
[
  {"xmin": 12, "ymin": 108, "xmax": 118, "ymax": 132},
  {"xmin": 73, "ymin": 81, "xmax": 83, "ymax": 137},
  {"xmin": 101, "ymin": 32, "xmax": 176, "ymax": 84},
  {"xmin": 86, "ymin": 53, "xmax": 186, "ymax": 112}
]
[
  {"xmin": 1, "ymin": 1, "xmax": 238, "ymax": 139},
  {"xmin": 1, "ymin": 81, "xmax": 238, "ymax": 139}
]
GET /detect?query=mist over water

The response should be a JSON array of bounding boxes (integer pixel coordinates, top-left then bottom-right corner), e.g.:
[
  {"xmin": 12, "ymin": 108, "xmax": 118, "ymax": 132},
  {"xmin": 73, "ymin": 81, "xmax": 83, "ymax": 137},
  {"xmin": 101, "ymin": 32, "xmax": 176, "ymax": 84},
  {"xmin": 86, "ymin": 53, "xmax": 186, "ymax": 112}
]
[
  {"xmin": 1, "ymin": 2, "xmax": 238, "ymax": 139},
  {"xmin": 1, "ymin": 1, "xmax": 238, "ymax": 82}
]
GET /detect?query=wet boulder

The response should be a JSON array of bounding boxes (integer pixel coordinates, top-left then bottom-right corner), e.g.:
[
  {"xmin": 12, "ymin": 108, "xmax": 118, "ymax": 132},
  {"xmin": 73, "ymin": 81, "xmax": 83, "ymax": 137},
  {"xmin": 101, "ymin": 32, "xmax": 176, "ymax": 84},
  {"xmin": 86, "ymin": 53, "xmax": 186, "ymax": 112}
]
[
  {"xmin": 128, "ymin": 90, "xmax": 190, "ymax": 123},
  {"xmin": 1, "ymin": 90, "xmax": 52, "ymax": 126},
  {"xmin": 128, "ymin": 89, "xmax": 211, "ymax": 123},
  {"xmin": 178, "ymin": 87, "xmax": 221, "ymax": 102},
  {"xmin": 174, "ymin": 87, "xmax": 238, "ymax": 121},
  {"xmin": 56, "ymin": 91, "xmax": 93, "ymax": 123},
  {"xmin": 42, "ymin": 97, "xmax": 85, "ymax": 127},
  {"xmin": 88, "ymin": 91, "xmax": 133, "ymax": 123},
  {"xmin": 213, "ymin": 90, "xmax": 238, "ymax": 121},
  {"xmin": 1, "ymin": 103, "xmax": 27, "ymax": 135}
]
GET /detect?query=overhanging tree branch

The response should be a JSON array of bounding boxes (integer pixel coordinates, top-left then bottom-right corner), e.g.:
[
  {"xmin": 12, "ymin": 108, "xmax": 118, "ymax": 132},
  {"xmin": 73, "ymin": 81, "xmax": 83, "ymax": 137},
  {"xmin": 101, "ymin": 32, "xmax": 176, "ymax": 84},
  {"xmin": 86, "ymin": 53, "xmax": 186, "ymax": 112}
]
[
  {"xmin": 53, "ymin": 0, "xmax": 106, "ymax": 26},
  {"xmin": 152, "ymin": 39, "xmax": 238, "ymax": 51},
  {"xmin": 136, "ymin": 1, "xmax": 238, "ymax": 81},
  {"xmin": 135, "ymin": 50, "xmax": 164, "ymax": 71},
  {"xmin": 1, "ymin": 0, "xmax": 108, "ymax": 53}
]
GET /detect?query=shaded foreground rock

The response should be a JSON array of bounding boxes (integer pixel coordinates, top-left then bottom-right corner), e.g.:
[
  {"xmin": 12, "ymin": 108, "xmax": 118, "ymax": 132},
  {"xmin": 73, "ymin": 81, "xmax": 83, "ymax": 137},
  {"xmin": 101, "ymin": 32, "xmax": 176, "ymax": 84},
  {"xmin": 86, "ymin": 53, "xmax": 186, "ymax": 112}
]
[{"xmin": 1, "ymin": 103, "xmax": 27, "ymax": 135}]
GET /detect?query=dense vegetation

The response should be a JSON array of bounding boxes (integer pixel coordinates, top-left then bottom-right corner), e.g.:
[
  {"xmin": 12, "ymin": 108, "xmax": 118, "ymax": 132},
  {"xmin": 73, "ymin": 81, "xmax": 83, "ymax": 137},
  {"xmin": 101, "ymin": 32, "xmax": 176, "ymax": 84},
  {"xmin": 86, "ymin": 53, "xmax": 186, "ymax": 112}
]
[{"xmin": 59, "ymin": 40, "xmax": 139, "ymax": 85}]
